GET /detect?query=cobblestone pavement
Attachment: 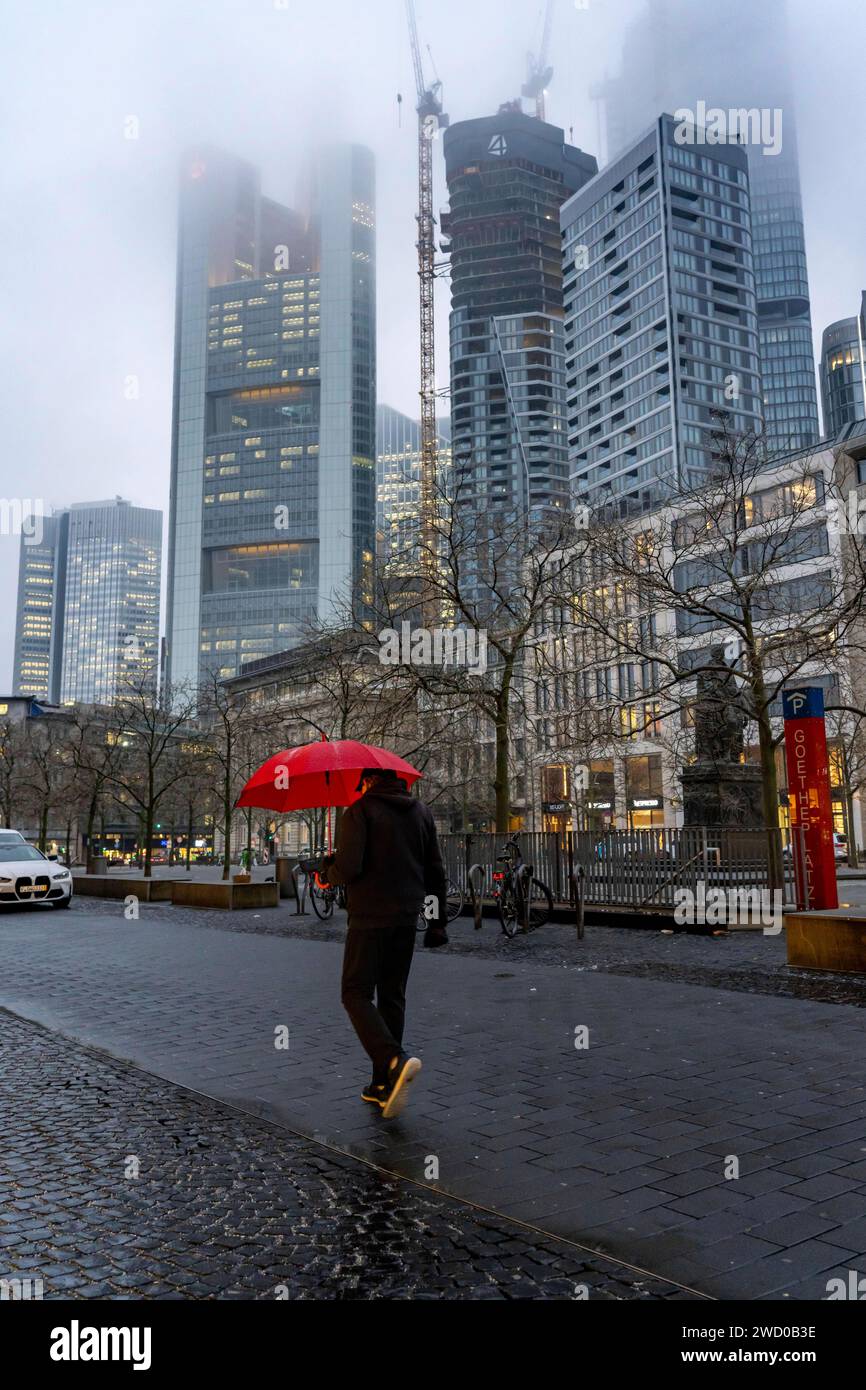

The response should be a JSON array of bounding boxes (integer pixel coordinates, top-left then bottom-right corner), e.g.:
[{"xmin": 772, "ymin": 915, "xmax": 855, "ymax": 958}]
[
  {"xmin": 2, "ymin": 900, "xmax": 866, "ymax": 1299},
  {"xmin": 0, "ymin": 1011, "xmax": 686, "ymax": 1300}
]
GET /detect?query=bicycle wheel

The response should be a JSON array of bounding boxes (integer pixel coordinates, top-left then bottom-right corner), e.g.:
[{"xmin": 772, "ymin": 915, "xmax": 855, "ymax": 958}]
[
  {"xmin": 310, "ymin": 881, "xmax": 335, "ymax": 920},
  {"xmin": 497, "ymin": 886, "xmax": 520, "ymax": 938},
  {"xmin": 525, "ymin": 879, "xmax": 554, "ymax": 932},
  {"xmin": 446, "ymin": 878, "xmax": 464, "ymax": 923}
]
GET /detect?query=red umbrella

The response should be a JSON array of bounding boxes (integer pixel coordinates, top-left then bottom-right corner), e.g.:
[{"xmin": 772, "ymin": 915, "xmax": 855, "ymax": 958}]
[{"xmin": 235, "ymin": 739, "xmax": 422, "ymax": 816}]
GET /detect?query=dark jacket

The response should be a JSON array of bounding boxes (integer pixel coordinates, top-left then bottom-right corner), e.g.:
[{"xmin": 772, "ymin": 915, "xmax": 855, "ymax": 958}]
[{"xmin": 323, "ymin": 785, "xmax": 447, "ymax": 931}]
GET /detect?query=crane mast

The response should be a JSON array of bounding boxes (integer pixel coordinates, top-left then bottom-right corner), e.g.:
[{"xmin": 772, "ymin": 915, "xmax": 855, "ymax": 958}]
[
  {"xmin": 522, "ymin": 0, "xmax": 555, "ymax": 121},
  {"xmin": 406, "ymin": 0, "xmax": 447, "ymax": 577}
]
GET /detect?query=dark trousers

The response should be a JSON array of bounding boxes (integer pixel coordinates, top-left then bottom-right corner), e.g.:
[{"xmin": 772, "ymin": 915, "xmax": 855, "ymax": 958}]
[{"xmin": 341, "ymin": 920, "xmax": 417, "ymax": 1079}]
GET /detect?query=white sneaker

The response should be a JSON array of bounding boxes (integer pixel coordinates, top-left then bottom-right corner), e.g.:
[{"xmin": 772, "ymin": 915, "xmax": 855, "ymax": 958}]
[{"xmin": 381, "ymin": 1054, "xmax": 422, "ymax": 1120}]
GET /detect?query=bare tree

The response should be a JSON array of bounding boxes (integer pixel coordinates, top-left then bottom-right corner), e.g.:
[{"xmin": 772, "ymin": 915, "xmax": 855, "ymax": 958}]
[
  {"xmin": 577, "ymin": 420, "xmax": 866, "ymax": 881},
  {"xmin": 397, "ymin": 482, "xmax": 588, "ymax": 830},
  {"xmin": 108, "ymin": 673, "xmax": 197, "ymax": 878},
  {"xmin": 64, "ymin": 704, "xmax": 124, "ymax": 866},
  {"xmin": 826, "ymin": 704, "xmax": 866, "ymax": 867},
  {"xmin": 157, "ymin": 731, "xmax": 216, "ymax": 872},
  {"xmin": 197, "ymin": 672, "xmax": 261, "ymax": 881},
  {"xmin": 17, "ymin": 715, "xmax": 75, "ymax": 852},
  {"xmin": 0, "ymin": 717, "xmax": 24, "ymax": 829}
]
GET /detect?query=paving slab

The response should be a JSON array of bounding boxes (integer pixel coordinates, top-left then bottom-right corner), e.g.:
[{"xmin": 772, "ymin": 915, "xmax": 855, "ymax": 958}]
[
  {"xmin": 1, "ymin": 903, "xmax": 866, "ymax": 1298},
  {"xmin": 0, "ymin": 1012, "xmax": 668, "ymax": 1300}
]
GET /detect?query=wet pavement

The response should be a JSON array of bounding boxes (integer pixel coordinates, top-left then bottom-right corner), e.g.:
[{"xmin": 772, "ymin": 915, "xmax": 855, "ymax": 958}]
[
  {"xmin": 1, "ymin": 898, "xmax": 865, "ymax": 1299},
  {"xmin": 0, "ymin": 1010, "xmax": 685, "ymax": 1300},
  {"xmin": 67, "ymin": 890, "xmax": 866, "ymax": 1010}
]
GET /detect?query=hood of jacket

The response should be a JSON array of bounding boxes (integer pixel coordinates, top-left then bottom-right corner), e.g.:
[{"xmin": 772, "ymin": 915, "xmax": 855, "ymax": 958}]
[{"xmin": 361, "ymin": 786, "xmax": 418, "ymax": 812}]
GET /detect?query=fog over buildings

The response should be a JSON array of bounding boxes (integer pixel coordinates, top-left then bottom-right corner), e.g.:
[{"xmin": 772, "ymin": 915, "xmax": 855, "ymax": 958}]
[{"xmin": 2, "ymin": 0, "xmax": 864, "ymax": 683}]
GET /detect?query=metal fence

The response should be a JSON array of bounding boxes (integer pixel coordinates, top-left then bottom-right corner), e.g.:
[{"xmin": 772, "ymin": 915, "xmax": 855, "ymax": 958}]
[
  {"xmin": 440, "ymin": 833, "xmax": 572, "ymax": 903},
  {"xmin": 440, "ymin": 827, "xmax": 805, "ymax": 911}
]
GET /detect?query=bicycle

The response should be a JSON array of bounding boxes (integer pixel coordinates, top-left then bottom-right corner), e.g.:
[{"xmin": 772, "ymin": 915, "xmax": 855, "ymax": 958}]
[
  {"xmin": 492, "ymin": 835, "xmax": 554, "ymax": 938},
  {"xmin": 416, "ymin": 877, "xmax": 465, "ymax": 933},
  {"xmin": 299, "ymin": 855, "xmax": 346, "ymax": 920}
]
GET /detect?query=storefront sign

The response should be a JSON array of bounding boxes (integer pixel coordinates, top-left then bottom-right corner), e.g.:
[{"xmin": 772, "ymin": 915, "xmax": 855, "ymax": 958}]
[
  {"xmin": 629, "ymin": 797, "xmax": 663, "ymax": 811},
  {"xmin": 783, "ymin": 687, "xmax": 838, "ymax": 910}
]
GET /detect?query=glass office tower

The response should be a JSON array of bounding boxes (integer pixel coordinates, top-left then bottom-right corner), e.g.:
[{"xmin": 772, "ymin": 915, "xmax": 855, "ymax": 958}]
[
  {"xmin": 376, "ymin": 405, "xmax": 451, "ymax": 569},
  {"xmin": 820, "ymin": 295, "xmax": 866, "ymax": 436},
  {"xmin": 58, "ymin": 500, "xmax": 162, "ymax": 705},
  {"xmin": 12, "ymin": 500, "xmax": 162, "ymax": 705},
  {"xmin": 564, "ymin": 115, "xmax": 763, "ymax": 514},
  {"xmin": 12, "ymin": 513, "xmax": 63, "ymax": 700},
  {"xmin": 599, "ymin": 0, "xmax": 820, "ymax": 455},
  {"xmin": 166, "ymin": 145, "xmax": 376, "ymax": 688},
  {"xmin": 441, "ymin": 112, "xmax": 597, "ymax": 518}
]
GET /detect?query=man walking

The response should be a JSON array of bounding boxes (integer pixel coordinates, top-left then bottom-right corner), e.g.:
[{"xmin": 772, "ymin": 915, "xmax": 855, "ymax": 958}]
[{"xmin": 321, "ymin": 768, "xmax": 447, "ymax": 1120}]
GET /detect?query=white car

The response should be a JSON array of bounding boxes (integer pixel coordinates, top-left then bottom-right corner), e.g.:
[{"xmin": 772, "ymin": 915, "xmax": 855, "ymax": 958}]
[
  {"xmin": 0, "ymin": 842, "xmax": 73, "ymax": 909},
  {"xmin": 0, "ymin": 829, "xmax": 26, "ymax": 846},
  {"xmin": 783, "ymin": 833, "xmax": 851, "ymax": 864}
]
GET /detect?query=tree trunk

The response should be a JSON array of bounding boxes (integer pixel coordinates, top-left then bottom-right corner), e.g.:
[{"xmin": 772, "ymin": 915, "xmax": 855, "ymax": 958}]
[
  {"xmin": 186, "ymin": 801, "xmax": 193, "ymax": 873},
  {"xmin": 143, "ymin": 806, "xmax": 154, "ymax": 879},
  {"xmin": 223, "ymin": 750, "xmax": 233, "ymax": 882},
  {"xmin": 845, "ymin": 787, "xmax": 859, "ymax": 868},
  {"xmin": 494, "ymin": 662, "xmax": 515, "ymax": 832},
  {"xmin": 85, "ymin": 794, "xmax": 99, "ymax": 865},
  {"xmin": 755, "ymin": 702, "xmax": 782, "ymax": 891},
  {"xmin": 39, "ymin": 804, "xmax": 49, "ymax": 853}
]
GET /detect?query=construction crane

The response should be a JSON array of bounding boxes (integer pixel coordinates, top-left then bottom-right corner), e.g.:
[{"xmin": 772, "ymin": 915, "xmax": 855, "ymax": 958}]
[
  {"xmin": 522, "ymin": 0, "xmax": 556, "ymax": 122},
  {"xmin": 405, "ymin": 0, "xmax": 448, "ymax": 575}
]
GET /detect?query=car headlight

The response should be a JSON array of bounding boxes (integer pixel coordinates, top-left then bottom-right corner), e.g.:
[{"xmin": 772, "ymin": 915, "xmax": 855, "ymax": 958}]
[{"xmin": 53, "ymin": 871, "xmax": 71, "ymax": 881}]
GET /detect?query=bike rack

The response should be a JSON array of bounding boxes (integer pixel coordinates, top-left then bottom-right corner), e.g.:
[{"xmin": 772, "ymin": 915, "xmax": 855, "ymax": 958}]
[
  {"xmin": 291, "ymin": 864, "xmax": 308, "ymax": 915},
  {"xmin": 468, "ymin": 864, "xmax": 486, "ymax": 931},
  {"xmin": 515, "ymin": 863, "xmax": 533, "ymax": 934}
]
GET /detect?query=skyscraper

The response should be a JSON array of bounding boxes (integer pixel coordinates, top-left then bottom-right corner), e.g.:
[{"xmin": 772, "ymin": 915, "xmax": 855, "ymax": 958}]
[
  {"xmin": 12, "ymin": 499, "xmax": 162, "ymax": 705},
  {"xmin": 376, "ymin": 405, "xmax": 451, "ymax": 569},
  {"xmin": 166, "ymin": 145, "xmax": 376, "ymax": 689},
  {"xmin": 820, "ymin": 295, "xmax": 866, "ymax": 436},
  {"xmin": 12, "ymin": 512, "xmax": 63, "ymax": 701},
  {"xmin": 599, "ymin": 0, "xmax": 820, "ymax": 455},
  {"xmin": 564, "ymin": 115, "xmax": 763, "ymax": 513},
  {"xmin": 441, "ymin": 112, "xmax": 597, "ymax": 518}
]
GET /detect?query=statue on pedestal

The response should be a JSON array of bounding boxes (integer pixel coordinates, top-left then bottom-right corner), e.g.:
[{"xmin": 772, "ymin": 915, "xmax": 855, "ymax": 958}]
[{"xmin": 681, "ymin": 651, "xmax": 764, "ymax": 828}]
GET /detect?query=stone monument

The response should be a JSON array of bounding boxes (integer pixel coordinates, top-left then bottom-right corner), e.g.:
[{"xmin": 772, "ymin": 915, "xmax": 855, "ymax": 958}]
[{"xmin": 680, "ymin": 654, "xmax": 764, "ymax": 827}]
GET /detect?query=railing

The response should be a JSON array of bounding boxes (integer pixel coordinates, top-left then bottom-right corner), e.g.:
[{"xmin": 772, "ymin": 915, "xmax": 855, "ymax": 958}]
[
  {"xmin": 439, "ymin": 827, "xmax": 805, "ymax": 911},
  {"xmin": 441, "ymin": 831, "xmax": 574, "ymax": 904}
]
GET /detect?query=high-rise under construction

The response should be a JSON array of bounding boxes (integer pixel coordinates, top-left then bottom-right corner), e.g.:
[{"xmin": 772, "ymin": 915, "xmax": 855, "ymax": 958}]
[{"xmin": 441, "ymin": 111, "xmax": 597, "ymax": 520}]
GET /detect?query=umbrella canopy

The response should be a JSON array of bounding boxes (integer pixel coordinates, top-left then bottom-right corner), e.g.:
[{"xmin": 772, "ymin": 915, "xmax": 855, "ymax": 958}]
[{"xmin": 235, "ymin": 739, "xmax": 423, "ymax": 814}]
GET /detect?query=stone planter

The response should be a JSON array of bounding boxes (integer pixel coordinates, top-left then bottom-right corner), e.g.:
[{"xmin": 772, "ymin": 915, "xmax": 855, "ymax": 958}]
[
  {"xmin": 787, "ymin": 913, "xmax": 866, "ymax": 975},
  {"xmin": 73, "ymin": 876, "xmax": 176, "ymax": 902},
  {"xmin": 171, "ymin": 881, "xmax": 278, "ymax": 911}
]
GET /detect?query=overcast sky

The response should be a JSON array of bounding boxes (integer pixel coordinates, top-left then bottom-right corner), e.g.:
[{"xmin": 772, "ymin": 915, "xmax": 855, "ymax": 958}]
[{"xmin": 1, "ymin": 0, "xmax": 864, "ymax": 687}]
